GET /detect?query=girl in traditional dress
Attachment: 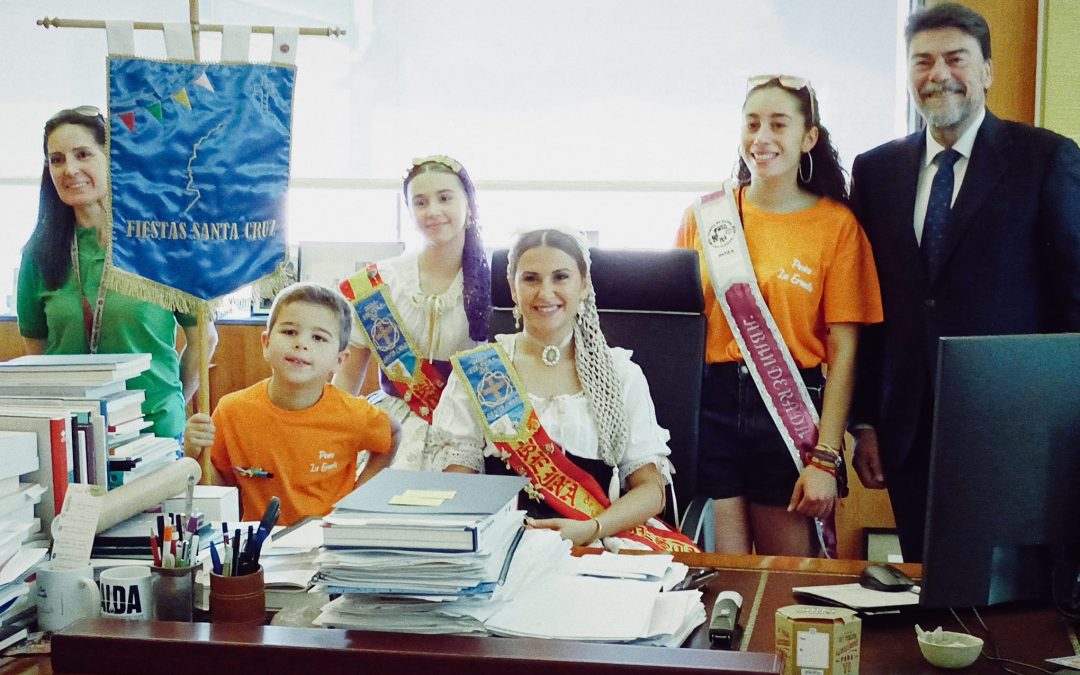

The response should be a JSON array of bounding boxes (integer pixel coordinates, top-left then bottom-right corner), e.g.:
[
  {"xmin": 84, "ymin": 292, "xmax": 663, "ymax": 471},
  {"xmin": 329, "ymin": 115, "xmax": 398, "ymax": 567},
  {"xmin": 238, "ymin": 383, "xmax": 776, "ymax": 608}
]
[
  {"xmin": 335, "ymin": 156, "xmax": 490, "ymax": 471},
  {"xmin": 429, "ymin": 228, "xmax": 695, "ymax": 552},
  {"xmin": 676, "ymin": 76, "xmax": 882, "ymax": 556}
]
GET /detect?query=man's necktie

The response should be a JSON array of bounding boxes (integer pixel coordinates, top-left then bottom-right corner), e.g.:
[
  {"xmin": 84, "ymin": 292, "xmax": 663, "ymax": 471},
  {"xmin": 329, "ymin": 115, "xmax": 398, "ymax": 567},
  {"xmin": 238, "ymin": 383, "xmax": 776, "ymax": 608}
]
[{"xmin": 921, "ymin": 148, "xmax": 962, "ymax": 277}]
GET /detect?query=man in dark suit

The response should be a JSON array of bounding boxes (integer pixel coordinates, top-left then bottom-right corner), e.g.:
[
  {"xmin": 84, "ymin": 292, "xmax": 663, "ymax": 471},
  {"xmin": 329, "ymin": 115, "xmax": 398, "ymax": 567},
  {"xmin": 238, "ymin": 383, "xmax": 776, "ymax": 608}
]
[{"xmin": 849, "ymin": 2, "xmax": 1080, "ymax": 562}]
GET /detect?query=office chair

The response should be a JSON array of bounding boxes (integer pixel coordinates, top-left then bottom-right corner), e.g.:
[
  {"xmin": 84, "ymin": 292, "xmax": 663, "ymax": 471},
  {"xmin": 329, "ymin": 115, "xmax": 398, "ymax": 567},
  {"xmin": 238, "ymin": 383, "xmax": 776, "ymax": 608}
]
[{"xmin": 489, "ymin": 247, "xmax": 706, "ymax": 534}]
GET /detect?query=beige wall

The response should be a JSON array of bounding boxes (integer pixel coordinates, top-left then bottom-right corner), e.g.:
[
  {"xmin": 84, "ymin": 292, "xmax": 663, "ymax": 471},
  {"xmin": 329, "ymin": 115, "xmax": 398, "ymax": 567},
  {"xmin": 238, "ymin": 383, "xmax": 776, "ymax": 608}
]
[
  {"xmin": 1040, "ymin": 0, "xmax": 1080, "ymax": 141},
  {"xmin": 929, "ymin": 0, "xmax": 1039, "ymax": 125}
]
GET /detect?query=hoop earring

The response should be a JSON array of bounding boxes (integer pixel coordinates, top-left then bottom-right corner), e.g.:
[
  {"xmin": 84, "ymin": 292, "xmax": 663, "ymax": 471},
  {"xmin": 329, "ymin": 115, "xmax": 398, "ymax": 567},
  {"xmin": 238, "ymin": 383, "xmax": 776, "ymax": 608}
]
[
  {"xmin": 799, "ymin": 152, "xmax": 813, "ymax": 184},
  {"xmin": 512, "ymin": 305, "xmax": 522, "ymax": 330}
]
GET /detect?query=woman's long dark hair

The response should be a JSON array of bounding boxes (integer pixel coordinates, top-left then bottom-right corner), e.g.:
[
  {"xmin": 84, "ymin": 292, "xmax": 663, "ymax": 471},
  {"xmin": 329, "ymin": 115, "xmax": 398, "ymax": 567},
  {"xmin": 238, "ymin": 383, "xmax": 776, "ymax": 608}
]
[
  {"xmin": 27, "ymin": 110, "xmax": 107, "ymax": 290},
  {"xmin": 736, "ymin": 78, "xmax": 849, "ymax": 204}
]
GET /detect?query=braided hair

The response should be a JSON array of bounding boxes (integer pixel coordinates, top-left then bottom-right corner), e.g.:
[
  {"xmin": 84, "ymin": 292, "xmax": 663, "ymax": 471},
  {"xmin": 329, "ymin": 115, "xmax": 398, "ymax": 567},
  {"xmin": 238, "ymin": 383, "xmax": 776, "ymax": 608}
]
[
  {"xmin": 403, "ymin": 156, "xmax": 491, "ymax": 343},
  {"xmin": 508, "ymin": 228, "xmax": 630, "ymax": 465}
]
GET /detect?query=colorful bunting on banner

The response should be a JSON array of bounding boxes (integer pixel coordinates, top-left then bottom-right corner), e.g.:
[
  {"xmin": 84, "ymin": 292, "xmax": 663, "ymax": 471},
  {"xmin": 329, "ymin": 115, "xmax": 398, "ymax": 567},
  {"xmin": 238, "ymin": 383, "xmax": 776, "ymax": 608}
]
[
  {"xmin": 119, "ymin": 112, "xmax": 136, "ymax": 132},
  {"xmin": 171, "ymin": 88, "xmax": 192, "ymax": 110},
  {"xmin": 192, "ymin": 72, "xmax": 215, "ymax": 93},
  {"xmin": 147, "ymin": 102, "xmax": 163, "ymax": 121}
]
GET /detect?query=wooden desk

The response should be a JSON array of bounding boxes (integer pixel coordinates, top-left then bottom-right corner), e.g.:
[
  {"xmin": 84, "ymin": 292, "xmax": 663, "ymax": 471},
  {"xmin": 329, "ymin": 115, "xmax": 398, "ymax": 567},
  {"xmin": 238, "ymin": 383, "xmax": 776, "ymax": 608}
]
[
  {"xmin": 675, "ymin": 553, "xmax": 1079, "ymax": 674},
  {"xmin": 4, "ymin": 554, "xmax": 1077, "ymax": 675}
]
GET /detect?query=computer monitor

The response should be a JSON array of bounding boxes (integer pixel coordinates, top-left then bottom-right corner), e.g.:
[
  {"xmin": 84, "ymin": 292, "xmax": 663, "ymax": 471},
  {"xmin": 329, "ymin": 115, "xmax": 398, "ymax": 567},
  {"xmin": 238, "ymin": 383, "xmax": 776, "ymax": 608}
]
[{"xmin": 921, "ymin": 333, "xmax": 1080, "ymax": 608}]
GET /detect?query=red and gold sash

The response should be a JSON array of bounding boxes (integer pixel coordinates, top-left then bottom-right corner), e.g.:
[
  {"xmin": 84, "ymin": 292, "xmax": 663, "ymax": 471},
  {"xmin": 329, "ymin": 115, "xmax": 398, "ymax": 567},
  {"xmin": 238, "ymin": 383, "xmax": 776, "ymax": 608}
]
[
  {"xmin": 452, "ymin": 343, "xmax": 698, "ymax": 553},
  {"xmin": 340, "ymin": 264, "xmax": 447, "ymax": 423}
]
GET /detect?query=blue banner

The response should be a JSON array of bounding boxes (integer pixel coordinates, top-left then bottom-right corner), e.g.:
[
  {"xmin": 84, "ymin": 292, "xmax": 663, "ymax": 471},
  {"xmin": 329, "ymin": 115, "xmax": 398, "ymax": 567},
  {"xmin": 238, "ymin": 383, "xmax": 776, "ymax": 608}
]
[{"xmin": 107, "ymin": 57, "xmax": 293, "ymax": 303}]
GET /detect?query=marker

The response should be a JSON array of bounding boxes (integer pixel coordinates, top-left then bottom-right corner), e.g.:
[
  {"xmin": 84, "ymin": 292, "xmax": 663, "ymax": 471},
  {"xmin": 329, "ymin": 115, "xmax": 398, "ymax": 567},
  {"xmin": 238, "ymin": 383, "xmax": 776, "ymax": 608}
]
[
  {"xmin": 209, "ymin": 541, "xmax": 223, "ymax": 575},
  {"xmin": 149, "ymin": 528, "xmax": 162, "ymax": 567}
]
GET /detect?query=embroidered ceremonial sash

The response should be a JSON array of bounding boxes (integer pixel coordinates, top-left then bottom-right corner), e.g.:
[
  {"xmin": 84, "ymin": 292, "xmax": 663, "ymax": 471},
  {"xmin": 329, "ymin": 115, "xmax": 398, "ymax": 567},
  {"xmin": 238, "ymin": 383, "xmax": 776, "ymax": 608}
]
[
  {"xmin": 452, "ymin": 343, "xmax": 698, "ymax": 553},
  {"xmin": 693, "ymin": 182, "xmax": 837, "ymax": 557},
  {"xmin": 340, "ymin": 264, "xmax": 447, "ymax": 423}
]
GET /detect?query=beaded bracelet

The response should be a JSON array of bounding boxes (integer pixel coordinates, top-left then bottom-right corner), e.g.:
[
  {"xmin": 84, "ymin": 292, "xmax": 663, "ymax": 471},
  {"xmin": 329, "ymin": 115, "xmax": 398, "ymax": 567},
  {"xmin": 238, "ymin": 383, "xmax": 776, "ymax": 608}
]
[{"xmin": 808, "ymin": 443, "xmax": 842, "ymax": 476}]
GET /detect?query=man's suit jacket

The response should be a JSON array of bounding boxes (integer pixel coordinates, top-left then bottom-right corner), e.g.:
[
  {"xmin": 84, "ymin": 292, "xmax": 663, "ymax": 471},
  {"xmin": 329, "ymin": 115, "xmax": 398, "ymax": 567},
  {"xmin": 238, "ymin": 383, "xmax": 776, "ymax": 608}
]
[{"xmin": 849, "ymin": 110, "xmax": 1080, "ymax": 468}]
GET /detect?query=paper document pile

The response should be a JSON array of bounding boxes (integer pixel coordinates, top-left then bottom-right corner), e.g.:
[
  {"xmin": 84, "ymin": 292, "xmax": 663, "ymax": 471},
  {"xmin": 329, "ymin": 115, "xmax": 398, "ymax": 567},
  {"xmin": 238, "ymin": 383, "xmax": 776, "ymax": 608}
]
[{"xmin": 312, "ymin": 471, "xmax": 705, "ymax": 645}]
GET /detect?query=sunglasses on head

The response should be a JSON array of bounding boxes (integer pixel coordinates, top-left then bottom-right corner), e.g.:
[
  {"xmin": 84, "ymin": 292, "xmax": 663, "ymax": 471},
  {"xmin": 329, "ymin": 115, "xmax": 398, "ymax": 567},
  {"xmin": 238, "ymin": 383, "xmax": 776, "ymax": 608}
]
[
  {"xmin": 746, "ymin": 75, "xmax": 817, "ymax": 123},
  {"xmin": 47, "ymin": 105, "xmax": 103, "ymax": 123}
]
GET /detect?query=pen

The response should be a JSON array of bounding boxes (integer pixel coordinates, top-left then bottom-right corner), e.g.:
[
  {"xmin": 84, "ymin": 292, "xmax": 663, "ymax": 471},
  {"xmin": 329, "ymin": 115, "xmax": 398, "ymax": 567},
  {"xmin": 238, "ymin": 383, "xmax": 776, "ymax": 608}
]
[
  {"xmin": 673, "ymin": 568, "xmax": 720, "ymax": 591},
  {"xmin": 184, "ymin": 474, "xmax": 195, "ymax": 531},
  {"xmin": 231, "ymin": 528, "xmax": 241, "ymax": 576},
  {"xmin": 210, "ymin": 540, "xmax": 223, "ymax": 575},
  {"xmin": 149, "ymin": 528, "xmax": 162, "ymax": 567},
  {"xmin": 251, "ymin": 498, "xmax": 280, "ymax": 569},
  {"xmin": 189, "ymin": 534, "xmax": 200, "ymax": 566},
  {"xmin": 497, "ymin": 526, "xmax": 526, "ymax": 586},
  {"xmin": 162, "ymin": 524, "xmax": 173, "ymax": 565}
]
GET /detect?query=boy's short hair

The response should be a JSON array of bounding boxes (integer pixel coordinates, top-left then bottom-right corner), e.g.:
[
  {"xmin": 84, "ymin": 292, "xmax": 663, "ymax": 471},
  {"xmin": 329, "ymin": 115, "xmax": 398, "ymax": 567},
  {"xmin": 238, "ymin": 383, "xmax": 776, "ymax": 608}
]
[{"xmin": 266, "ymin": 282, "xmax": 353, "ymax": 351}]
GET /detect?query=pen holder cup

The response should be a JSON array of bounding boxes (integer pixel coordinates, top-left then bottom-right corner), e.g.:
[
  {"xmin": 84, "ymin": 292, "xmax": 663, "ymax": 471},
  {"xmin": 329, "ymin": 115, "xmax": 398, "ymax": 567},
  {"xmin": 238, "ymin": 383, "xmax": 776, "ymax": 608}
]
[
  {"xmin": 210, "ymin": 566, "xmax": 265, "ymax": 626},
  {"xmin": 151, "ymin": 565, "xmax": 197, "ymax": 622}
]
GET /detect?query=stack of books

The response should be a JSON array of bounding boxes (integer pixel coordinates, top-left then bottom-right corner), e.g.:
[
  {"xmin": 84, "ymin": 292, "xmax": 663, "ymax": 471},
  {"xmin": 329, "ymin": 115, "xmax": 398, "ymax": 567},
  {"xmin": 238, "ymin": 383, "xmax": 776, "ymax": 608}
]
[
  {"xmin": 0, "ymin": 431, "xmax": 46, "ymax": 545},
  {"xmin": 0, "ymin": 354, "xmax": 180, "ymax": 533},
  {"xmin": 0, "ymin": 523, "xmax": 48, "ymax": 651},
  {"xmin": 0, "ymin": 427, "xmax": 50, "ymax": 649},
  {"xmin": 313, "ymin": 470, "xmax": 555, "ymax": 634}
]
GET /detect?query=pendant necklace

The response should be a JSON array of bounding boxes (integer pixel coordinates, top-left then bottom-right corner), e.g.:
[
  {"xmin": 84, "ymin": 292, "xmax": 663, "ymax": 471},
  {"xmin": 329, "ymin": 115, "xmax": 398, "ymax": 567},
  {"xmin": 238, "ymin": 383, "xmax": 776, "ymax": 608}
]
[{"xmin": 522, "ymin": 329, "xmax": 574, "ymax": 367}]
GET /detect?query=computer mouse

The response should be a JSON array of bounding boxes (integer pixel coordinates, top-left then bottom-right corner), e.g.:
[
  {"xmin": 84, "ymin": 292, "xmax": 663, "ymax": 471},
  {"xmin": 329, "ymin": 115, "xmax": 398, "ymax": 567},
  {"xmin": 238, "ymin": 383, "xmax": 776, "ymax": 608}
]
[{"xmin": 858, "ymin": 564, "xmax": 914, "ymax": 592}]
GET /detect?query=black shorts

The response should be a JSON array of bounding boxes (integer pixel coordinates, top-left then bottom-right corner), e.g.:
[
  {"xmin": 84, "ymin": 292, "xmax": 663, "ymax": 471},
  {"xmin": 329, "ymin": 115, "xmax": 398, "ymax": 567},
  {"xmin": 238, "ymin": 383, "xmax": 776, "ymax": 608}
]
[{"xmin": 697, "ymin": 361, "xmax": 825, "ymax": 506}]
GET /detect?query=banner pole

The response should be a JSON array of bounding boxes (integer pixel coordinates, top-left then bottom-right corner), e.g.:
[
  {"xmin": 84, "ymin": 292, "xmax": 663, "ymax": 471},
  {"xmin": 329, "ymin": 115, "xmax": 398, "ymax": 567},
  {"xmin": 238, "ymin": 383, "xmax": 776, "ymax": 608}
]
[
  {"xmin": 197, "ymin": 307, "xmax": 213, "ymax": 484},
  {"xmin": 189, "ymin": 0, "xmax": 200, "ymax": 61}
]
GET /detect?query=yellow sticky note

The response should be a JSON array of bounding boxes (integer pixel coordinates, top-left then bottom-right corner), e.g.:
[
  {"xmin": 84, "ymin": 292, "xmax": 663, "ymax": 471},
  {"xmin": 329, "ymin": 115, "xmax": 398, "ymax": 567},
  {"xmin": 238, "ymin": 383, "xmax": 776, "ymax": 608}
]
[
  {"xmin": 389, "ymin": 494, "xmax": 445, "ymax": 507},
  {"xmin": 402, "ymin": 489, "xmax": 457, "ymax": 500}
]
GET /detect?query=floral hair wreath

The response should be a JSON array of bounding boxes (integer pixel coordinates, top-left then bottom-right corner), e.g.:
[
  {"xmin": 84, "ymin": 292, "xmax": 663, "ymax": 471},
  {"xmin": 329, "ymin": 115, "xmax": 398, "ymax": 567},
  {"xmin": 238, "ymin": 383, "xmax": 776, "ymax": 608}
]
[{"xmin": 406, "ymin": 154, "xmax": 464, "ymax": 179}]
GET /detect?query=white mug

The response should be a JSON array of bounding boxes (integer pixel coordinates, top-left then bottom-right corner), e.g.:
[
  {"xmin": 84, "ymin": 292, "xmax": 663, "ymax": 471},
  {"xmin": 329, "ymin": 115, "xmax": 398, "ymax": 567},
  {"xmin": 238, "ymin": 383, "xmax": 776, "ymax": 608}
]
[
  {"xmin": 99, "ymin": 565, "xmax": 154, "ymax": 620},
  {"xmin": 36, "ymin": 561, "xmax": 101, "ymax": 632}
]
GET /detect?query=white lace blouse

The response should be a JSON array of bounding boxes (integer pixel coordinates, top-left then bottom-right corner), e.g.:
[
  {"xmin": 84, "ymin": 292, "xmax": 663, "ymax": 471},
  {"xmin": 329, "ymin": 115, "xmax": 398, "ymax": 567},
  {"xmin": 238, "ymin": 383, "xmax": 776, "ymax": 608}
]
[
  {"xmin": 348, "ymin": 253, "xmax": 476, "ymax": 361},
  {"xmin": 428, "ymin": 334, "xmax": 673, "ymax": 496}
]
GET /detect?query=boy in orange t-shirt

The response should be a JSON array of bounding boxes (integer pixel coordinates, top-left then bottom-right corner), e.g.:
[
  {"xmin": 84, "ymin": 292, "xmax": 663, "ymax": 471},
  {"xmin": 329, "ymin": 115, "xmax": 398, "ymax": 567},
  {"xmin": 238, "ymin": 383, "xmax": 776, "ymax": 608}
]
[{"xmin": 184, "ymin": 283, "xmax": 400, "ymax": 525}]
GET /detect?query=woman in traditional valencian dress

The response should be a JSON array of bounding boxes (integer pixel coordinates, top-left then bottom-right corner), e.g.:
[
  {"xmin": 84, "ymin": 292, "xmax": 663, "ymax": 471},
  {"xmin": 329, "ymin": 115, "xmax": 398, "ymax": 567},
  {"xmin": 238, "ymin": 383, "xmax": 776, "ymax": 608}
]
[
  {"xmin": 429, "ymin": 228, "xmax": 696, "ymax": 552},
  {"xmin": 18, "ymin": 106, "xmax": 216, "ymax": 439},
  {"xmin": 336, "ymin": 156, "xmax": 490, "ymax": 471},
  {"xmin": 676, "ymin": 76, "xmax": 882, "ymax": 556}
]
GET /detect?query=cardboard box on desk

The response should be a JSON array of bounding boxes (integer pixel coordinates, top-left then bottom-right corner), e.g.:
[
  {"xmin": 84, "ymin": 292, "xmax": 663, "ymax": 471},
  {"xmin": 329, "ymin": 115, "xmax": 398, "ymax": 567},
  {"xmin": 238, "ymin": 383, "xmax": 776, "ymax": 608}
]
[
  {"xmin": 775, "ymin": 605, "xmax": 861, "ymax": 675},
  {"xmin": 163, "ymin": 486, "xmax": 239, "ymax": 522}
]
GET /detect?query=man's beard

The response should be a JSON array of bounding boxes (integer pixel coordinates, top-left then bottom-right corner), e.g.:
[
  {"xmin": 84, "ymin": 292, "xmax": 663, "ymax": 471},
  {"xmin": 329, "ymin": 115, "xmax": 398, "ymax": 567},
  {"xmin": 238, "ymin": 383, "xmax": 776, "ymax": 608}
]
[{"xmin": 917, "ymin": 81, "xmax": 977, "ymax": 129}]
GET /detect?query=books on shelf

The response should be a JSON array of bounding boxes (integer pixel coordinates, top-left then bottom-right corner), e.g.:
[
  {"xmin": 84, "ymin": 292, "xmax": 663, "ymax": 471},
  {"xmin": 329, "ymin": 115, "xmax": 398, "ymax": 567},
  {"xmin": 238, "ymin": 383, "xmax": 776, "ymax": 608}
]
[
  {"xmin": 0, "ymin": 353, "xmax": 151, "ymax": 385},
  {"xmin": 0, "ymin": 400, "xmax": 108, "ymax": 490},
  {"xmin": 0, "ymin": 408, "xmax": 71, "ymax": 530},
  {"xmin": 107, "ymin": 418, "xmax": 152, "ymax": 436},
  {"xmin": 0, "ymin": 431, "xmax": 38, "ymax": 480},
  {"xmin": 0, "ymin": 380, "xmax": 126, "ymax": 399}
]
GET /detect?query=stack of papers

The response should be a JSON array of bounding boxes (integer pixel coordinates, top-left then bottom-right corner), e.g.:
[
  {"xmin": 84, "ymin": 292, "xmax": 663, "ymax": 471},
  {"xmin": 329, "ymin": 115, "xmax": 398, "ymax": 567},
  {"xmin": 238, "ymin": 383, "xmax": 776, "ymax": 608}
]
[
  {"xmin": 260, "ymin": 519, "xmax": 323, "ymax": 610},
  {"xmin": 793, "ymin": 583, "xmax": 921, "ymax": 611},
  {"xmin": 0, "ymin": 535, "xmax": 48, "ymax": 650},
  {"xmin": 312, "ymin": 472, "xmax": 704, "ymax": 646},
  {"xmin": 316, "ymin": 512, "xmax": 526, "ymax": 595},
  {"xmin": 314, "ymin": 471, "xmax": 546, "ymax": 635},
  {"xmin": 482, "ymin": 552, "xmax": 704, "ymax": 647},
  {"xmin": 315, "ymin": 529, "xmax": 570, "ymax": 635}
]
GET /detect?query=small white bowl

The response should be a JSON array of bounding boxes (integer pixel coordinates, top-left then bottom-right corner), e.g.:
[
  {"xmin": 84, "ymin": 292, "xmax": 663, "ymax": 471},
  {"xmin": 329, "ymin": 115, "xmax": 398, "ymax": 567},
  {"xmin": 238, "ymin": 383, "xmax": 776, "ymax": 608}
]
[{"xmin": 917, "ymin": 630, "xmax": 984, "ymax": 669}]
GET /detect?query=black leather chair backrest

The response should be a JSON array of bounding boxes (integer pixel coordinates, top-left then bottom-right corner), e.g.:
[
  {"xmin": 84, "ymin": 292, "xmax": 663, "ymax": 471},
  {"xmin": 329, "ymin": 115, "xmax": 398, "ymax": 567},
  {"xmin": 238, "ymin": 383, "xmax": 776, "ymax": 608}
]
[{"xmin": 490, "ymin": 247, "xmax": 705, "ymax": 524}]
